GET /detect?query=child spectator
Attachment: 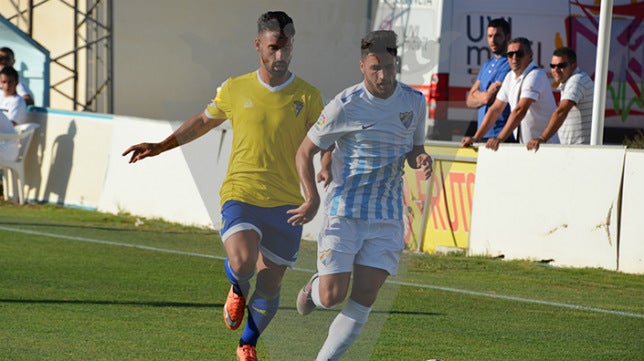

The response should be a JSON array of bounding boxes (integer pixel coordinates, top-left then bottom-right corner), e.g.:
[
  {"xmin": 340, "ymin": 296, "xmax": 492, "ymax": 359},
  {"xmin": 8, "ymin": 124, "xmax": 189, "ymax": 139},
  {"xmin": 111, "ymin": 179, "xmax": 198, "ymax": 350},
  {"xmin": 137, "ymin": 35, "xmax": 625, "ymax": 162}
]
[{"xmin": 0, "ymin": 47, "xmax": 34, "ymax": 106}]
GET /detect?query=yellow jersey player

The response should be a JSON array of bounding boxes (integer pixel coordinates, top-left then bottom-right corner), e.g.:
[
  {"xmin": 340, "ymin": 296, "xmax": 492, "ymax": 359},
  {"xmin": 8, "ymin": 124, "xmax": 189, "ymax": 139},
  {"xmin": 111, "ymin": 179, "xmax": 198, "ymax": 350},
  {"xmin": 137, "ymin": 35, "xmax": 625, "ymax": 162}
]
[{"xmin": 123, "ymin": 11, "xmax": 323, "ymax": 361}]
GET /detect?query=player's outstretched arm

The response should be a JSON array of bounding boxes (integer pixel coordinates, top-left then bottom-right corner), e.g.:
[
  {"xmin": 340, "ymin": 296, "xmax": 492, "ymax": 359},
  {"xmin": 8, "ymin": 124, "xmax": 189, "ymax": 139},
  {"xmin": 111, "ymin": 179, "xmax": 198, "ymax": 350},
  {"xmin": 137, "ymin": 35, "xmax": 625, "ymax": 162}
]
[{"xmin": 122, "ymin": 112, "xmax": 224, "ymax": 163}]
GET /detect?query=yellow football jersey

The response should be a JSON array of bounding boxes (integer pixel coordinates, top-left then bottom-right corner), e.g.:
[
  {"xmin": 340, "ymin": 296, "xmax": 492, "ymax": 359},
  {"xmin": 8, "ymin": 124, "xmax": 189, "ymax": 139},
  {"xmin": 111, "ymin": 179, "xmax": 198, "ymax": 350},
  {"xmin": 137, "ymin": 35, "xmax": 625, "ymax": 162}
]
[{"xmin": 206, "ymin": 71, "xmax": 323, "ymax": 207}]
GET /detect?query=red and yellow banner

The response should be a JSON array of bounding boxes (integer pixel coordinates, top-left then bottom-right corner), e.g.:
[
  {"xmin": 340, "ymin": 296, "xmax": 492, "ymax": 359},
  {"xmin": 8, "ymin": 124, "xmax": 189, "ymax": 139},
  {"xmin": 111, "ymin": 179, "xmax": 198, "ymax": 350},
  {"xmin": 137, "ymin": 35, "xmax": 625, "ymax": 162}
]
[{"xmin": 403, "ymin": 143, "xmax": 478, "ymax": 253}]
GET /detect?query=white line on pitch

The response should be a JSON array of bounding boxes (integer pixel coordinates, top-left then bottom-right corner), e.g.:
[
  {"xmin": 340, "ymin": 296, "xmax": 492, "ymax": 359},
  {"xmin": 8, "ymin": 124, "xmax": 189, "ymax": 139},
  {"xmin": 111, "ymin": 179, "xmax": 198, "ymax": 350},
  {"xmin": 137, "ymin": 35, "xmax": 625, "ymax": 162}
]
[{"xmin": 2, "ymin": 225, "xmax": 643, "ymax": 319}]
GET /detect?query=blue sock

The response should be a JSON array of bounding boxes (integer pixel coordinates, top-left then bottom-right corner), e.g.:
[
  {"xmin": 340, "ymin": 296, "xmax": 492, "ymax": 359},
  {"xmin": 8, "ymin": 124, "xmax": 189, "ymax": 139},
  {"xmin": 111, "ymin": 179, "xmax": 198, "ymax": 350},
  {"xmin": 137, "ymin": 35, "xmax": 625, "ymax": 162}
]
[
  {"xmin": 224, "ymin": 258, "xmax": 252, "ymax": 297},
  {"xmin": 240, "ymin": 286, "xmax": 280, "ymax": 346}
]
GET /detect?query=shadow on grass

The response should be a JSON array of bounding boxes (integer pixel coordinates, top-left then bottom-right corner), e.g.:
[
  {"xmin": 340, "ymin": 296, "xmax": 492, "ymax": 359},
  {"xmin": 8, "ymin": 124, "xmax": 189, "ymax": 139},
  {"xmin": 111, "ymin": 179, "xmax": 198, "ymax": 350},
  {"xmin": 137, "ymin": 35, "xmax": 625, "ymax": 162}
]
[
  {"xmin": 0, "ymin": 298, "xmax": 443, "ymax": 316},
  {"xmin": 0, "ymin": 221, "xmax": 217, "ymax": 236},
  {"xmin": 0, "ymin": 298, "xmax": 220, "ymax": 308}
]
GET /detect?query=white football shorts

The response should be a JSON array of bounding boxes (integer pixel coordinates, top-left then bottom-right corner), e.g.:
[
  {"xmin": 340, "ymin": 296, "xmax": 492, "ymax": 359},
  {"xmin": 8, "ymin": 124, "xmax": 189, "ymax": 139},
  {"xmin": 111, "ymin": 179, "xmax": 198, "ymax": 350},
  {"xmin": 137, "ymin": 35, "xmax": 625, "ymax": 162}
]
[{"xmin": 316, "ymin": 215, "xmax": 404, "ymax": 276}]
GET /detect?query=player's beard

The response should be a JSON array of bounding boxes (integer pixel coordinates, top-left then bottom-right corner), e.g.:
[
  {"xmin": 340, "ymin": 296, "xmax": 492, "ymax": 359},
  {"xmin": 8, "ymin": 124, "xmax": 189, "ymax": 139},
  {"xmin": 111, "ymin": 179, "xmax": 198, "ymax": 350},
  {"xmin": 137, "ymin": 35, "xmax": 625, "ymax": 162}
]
[
  {"xmin": 263, "ymin": 58, "xmax": 290, "ymax": 79},
  {"xmin": 366, "ymin": 77, "xmax": 396, "ymax": 99}
]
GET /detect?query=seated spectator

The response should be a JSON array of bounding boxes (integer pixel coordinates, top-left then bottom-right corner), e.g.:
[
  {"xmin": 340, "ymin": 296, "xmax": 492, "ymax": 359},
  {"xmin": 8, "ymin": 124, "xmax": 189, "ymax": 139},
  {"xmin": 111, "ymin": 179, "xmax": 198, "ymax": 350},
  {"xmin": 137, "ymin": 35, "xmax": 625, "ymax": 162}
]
[
  {"xmin": 0, "ymin": 47, "xmax": 34, "ymax": 106},
  {"xmin": 0, "ymin": 66, "xmax": 28, "ymax": 126},
  {"xmin": 0, "ymin": 110, "xmax": 18, "ymax": 162}
]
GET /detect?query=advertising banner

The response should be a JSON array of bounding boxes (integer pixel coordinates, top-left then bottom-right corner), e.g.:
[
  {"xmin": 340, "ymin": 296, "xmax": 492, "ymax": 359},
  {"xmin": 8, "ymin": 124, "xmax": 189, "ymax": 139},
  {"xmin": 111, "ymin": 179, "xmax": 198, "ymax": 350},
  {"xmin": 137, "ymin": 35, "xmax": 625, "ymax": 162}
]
[{"xmin": 403, "ymin": 142, "xmax": 478, "ymax": 253}]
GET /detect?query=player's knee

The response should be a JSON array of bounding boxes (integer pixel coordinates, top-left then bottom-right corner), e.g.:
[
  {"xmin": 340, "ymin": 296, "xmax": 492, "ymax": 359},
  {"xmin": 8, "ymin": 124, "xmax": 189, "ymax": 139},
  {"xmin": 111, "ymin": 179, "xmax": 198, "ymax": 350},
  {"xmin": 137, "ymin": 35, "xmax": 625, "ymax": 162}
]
[
  {"xmin": 318, "ymin": 290, "xmax": 345, "ymax": 309},
  {"xmin": 227, "ymin": 254, "xmax": 256, "ymax": 276}
]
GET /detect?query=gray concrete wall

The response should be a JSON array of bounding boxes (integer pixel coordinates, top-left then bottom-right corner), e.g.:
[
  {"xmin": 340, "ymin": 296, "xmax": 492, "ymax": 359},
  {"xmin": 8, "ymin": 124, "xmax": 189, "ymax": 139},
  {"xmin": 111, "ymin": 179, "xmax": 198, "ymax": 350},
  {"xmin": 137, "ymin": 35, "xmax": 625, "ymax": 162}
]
[{"xmin": 113, "ymin": 0, "xmax": 373, "ymax": 120}]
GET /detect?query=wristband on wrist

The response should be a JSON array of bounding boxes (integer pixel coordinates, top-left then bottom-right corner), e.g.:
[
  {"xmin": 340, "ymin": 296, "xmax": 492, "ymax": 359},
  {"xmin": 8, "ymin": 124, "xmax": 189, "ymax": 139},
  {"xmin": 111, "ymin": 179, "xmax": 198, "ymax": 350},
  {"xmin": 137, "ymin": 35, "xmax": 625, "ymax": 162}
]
[{"xmin": 538, "ymin": 136, "xmax": 547, "ymax": 142}]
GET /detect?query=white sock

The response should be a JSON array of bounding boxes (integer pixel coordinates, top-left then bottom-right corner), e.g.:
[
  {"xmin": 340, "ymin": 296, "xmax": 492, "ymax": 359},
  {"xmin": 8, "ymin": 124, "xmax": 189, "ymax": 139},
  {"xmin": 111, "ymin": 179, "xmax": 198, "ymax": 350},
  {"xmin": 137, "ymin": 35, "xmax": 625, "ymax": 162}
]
[
  {"xmin": 311, "ymin": 276, "xmax": 324, "ymax": 308},
  {"xmin": 316, "ymin": 298, "xmax": 371, "ymax": 360}
]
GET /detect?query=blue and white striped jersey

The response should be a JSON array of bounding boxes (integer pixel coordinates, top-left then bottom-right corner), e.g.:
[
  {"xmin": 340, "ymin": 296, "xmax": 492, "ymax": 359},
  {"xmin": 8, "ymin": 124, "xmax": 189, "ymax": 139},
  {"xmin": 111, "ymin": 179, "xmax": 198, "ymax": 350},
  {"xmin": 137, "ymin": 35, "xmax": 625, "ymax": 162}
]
[{"xmin": 308, "ymin": 81, "xmax": 426, "ymax": 220}]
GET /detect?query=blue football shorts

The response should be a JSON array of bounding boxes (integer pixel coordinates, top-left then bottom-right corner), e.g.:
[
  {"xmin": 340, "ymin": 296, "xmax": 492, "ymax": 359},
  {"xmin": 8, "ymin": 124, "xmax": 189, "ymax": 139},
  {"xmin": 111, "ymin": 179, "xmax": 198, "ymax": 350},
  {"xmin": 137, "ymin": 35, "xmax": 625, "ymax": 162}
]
[{"xmin": 220, "ymin": 200, "xmax": 303, "ymax": 267}]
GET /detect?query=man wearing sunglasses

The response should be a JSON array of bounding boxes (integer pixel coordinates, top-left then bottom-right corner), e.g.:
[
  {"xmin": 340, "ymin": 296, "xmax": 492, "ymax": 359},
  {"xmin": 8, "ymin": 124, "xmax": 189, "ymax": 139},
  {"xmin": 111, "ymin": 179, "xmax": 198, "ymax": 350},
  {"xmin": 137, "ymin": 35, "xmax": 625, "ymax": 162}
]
[
  {"xmin": 467, "ymin": 37, "xmax": 559, "ymax": 150},
  {"xmin": 526, "ymin": 47, "xmax": 594, "ymax": 150}
]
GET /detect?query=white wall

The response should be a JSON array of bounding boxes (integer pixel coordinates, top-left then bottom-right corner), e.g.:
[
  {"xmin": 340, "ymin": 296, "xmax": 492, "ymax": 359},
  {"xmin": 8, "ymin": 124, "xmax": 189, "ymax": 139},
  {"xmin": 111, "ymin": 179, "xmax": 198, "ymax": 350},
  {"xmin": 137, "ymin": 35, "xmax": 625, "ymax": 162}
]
[
  {"xmin": 16, "ymin": 110, "xmax": 644, "ymax": 274},
  {"xmin": 23, "ymin": 109, "xmax": 112, "ymax": 207},
  {"xmin": 619, "ymin": 150, "xmax": 644, "ymax": 274},
  {"xmin": 21, "ymin": 110, "xmax": 325, "ymax": 239},
  {"xmin": 97, "ymin": 114, "xmax": 326, "ymax": 239},
  {"xmin": 468, "ymin": 144, "xmax": 627, "ymax": 271},
  {"xmin": 99, "ymin": 116, "xmax": 218, "ymax": 227}
]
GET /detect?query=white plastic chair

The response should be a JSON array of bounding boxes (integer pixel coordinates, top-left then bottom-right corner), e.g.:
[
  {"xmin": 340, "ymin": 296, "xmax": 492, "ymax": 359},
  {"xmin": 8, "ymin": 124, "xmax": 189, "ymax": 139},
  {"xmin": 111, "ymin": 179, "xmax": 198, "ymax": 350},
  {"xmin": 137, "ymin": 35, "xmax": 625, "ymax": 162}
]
[{"xmin": 0, "ymin": 123, "xmax": 40, "ymax": 204}]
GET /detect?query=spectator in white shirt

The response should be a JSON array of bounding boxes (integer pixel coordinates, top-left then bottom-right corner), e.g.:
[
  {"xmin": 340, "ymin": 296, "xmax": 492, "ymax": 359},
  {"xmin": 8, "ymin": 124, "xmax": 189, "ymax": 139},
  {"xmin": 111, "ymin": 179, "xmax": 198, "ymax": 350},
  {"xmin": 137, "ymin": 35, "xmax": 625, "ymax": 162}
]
[
  {"xmin": 0, "ymin": 66, "xmax": 28, "ymax": 126},
  {"xmin": 468, "ymin": 37, "xmax": 559, "ymax": 150},
  {"xmin": 527, "ymin": 47, "xmax": 594, "ymax": 150},
  {"xmin": 0, "ymin": 47, "xmax": 34, "ymax": 106}
]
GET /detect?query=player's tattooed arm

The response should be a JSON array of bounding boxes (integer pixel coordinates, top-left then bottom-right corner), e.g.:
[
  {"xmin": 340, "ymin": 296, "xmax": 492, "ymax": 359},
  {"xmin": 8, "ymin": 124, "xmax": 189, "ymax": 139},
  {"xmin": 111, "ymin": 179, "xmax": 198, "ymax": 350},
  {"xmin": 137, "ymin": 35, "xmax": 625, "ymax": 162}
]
[
  {"xmin": 123, "ymin": 112, "xmax": 224, "ymax": 163},
  {"xmin": 163, "ymin": 113, "xmax": 223, "ymax": 150}
]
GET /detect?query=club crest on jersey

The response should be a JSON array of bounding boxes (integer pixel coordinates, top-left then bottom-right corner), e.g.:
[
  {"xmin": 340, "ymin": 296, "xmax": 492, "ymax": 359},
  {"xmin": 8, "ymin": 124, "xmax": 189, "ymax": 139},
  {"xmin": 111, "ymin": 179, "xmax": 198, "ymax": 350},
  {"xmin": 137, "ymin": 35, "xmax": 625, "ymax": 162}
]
[
  {"xmin": 294, "ymin": 100, "xmax": 304, "ymax": 117},
  {"xmin": 399, "ymin": 111, "xmax": 413, "ymax": 128},
  {"xmin": 316, "ymin": 113, "xmax": 327, "ymax": 127}
]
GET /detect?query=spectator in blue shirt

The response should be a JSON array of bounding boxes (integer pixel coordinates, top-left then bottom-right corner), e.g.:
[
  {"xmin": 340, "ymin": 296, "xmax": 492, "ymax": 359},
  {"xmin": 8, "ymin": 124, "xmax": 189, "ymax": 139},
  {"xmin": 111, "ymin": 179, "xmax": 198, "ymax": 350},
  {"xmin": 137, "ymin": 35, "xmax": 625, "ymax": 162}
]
[{"xmin": 462, "ymin": 18, "xmax": 514, "ymax": 146}]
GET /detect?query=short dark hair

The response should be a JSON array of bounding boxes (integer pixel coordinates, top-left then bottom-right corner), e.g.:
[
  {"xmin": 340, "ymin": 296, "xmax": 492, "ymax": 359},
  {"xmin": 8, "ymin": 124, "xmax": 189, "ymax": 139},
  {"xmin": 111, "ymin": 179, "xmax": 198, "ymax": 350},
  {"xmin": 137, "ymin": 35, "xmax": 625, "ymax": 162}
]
[
  {"xmin": 361, "ymin": 30, "xmax": 397, "ymax": 58},
  {"xmin": 509, "ymin": 37, "xmax": 533, "ymax": 54},
  {"xmin": 257, "ymin": 11, "xmax": 295, "ymax": 37},
  {"xmin": 552, "ymin": 47, "xmax": 577, "ymax": 63},
  {"xmin": 0, "ymin": 66, "xmax": 19, "ymax": 82},
  {"xmin": 488, "ymin": 18, "xmax": 511, "ymax": 36},
  {"xmin": 0, "ymin": 46, "xmax": 15, "ymax": 60}
]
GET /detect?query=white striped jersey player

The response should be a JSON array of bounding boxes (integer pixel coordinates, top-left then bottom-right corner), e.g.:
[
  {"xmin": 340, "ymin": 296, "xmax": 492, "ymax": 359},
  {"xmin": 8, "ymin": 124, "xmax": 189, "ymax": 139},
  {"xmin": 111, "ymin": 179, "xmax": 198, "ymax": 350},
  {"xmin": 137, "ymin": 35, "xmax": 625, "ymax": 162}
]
[{"xmin": 307, "ymin": 81, "xmax": 427, "ymax": 220}]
